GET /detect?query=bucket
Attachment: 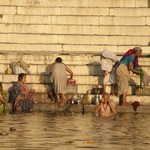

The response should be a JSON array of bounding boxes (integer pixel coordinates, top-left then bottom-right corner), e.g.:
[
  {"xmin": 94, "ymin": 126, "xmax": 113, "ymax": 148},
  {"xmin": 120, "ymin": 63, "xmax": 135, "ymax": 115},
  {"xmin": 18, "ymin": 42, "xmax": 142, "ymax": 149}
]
[{"xmin": 67, "ymin": 79, "xmax": 76, "ymax": 85}]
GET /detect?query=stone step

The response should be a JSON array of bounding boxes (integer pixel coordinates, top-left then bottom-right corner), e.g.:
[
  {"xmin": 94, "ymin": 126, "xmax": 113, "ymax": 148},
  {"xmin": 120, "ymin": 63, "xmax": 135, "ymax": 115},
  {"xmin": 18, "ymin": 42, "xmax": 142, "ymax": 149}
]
[
  {"xmin": 2, "ymin": 75, "xmax": 150, "ymax": 94},
  {"xmin": 0, "ymin": 33, "xmax": 149, "ymax": 46},
  {"xmin": 6, "ymin": 90, "xmax": 150, "ymax": 105},
  {"xmin": 1, "ymin": 24, "xmax": 150, "ymax": 36},
  {"xmin": 1, "ymin": 63, "xmax": 150, "ymax": 75},
  {"xmin": 3, "ymin": 82, "xmax": 148, "ymax": 94},
  {"xmin": 0, "ymin": 0, "xmax": 148, "ymax": 8},
  {"xmin": 0, "ymin": 15, "xmax": 146, "ymax": 25},
  {"xmin": 1, "ymin": 74, "xmax": 148, "ymax": 85},
  {"xmin": 0, "ymin": 53, "xmax": 149, "ymax": 64},
  {"xmin": 0, "ymin": 45, "xmax": 149, "ymax": 54},
  {"xmin": 7, "ymin": 102, "xmax": 150, "ymax": 113},
  {"xmin": 0, "ymin": 55, "xmax": 149, "ymax": 75}
]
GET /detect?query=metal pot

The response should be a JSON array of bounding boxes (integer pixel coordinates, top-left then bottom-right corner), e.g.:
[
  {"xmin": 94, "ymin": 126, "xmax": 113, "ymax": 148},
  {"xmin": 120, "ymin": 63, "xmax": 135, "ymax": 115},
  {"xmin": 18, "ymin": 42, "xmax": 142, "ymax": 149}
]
[{"xmin": 91, "ymin": 88, "xmax": 103, "ymax": 94}]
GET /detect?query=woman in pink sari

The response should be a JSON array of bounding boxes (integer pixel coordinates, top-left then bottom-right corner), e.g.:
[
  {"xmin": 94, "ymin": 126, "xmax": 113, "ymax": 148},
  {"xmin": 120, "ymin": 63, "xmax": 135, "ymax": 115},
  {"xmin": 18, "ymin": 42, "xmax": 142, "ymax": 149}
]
[{"xmin": 8, "ymin": 73, "xmax": 35, "ymax": 112}]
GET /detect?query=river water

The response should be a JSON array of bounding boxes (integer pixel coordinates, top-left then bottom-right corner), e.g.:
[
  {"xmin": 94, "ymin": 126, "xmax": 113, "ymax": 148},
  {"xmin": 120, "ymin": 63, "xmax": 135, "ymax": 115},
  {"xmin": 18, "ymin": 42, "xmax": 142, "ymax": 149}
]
[{"xmin": 0, "ymin": 112, "xmax": 150, "ymax": 150}]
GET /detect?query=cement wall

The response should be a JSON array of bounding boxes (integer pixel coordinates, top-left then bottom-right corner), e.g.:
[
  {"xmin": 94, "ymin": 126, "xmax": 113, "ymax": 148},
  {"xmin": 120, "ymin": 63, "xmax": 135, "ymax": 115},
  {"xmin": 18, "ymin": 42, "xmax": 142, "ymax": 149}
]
[
  {"xmin": 0, "ymin": 0, "xmax": 150, "ymax": 104},
  {"xmin": 0, "ymin": 0, "xmax": 150, "ymax": 54}
]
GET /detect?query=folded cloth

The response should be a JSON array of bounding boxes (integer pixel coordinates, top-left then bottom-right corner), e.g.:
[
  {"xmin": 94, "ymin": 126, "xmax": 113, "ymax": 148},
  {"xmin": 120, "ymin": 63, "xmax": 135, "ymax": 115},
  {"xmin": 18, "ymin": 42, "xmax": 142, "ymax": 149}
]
[
  {"xmin": 101, "ymin": 58, "xmax": 114, "ymax": 72},
  {"xmin": 103, "ymin": 69, "xmax": 117, "ymax": 85},
  {"xmin": 101, "ymin": 50, "xmax": 118, "ymax": 62},
  {"xmin": 10, "ymin": 60, "xmax": 30, "ymax": 72}
]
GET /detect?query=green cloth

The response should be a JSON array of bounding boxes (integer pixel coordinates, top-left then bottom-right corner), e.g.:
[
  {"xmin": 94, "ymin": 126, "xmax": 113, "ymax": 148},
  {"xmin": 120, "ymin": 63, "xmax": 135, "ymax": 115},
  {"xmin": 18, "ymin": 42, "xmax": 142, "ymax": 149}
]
[{"xmin": 0, "ymin": 91, "xmax": 7, "ymax": 114}]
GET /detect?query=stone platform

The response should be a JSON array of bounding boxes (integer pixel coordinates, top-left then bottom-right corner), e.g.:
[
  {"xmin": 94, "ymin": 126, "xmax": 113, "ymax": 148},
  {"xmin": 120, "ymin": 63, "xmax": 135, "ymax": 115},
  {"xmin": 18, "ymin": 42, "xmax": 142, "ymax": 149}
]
[{"xmin": 32, "ymin": 102, "xmax": 150, "ymax": 113}]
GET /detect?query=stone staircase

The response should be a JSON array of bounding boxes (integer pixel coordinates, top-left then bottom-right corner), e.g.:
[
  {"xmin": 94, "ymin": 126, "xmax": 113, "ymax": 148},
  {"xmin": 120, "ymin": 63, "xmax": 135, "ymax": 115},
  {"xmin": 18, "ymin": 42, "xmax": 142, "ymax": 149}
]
[
  {"xmin": 0, "ymin": 52, "xmax": 150, "ymax": 105},
  {"xmin": 0, "ymin": 0, "xmax": 150, "ymax": 106}
]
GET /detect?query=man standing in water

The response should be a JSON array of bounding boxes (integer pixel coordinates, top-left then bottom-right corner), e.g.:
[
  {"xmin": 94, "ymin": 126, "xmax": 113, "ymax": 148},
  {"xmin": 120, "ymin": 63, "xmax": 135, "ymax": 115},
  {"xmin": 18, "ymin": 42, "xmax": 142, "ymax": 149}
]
[{"xmin": 95, "ymin": 93, "xmax": 116, "ymax": 118}]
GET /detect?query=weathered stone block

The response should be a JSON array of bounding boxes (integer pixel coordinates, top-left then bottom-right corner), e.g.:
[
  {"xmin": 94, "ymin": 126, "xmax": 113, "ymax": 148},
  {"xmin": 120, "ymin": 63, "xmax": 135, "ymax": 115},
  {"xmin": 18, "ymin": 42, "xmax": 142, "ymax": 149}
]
[
  {"xmin": 99, "ymin": 16, "xmax": 145, "ymax": 25},
  {"xmin": 62, "ymin": 7, "xmax": 109, "ymax": 16},
  {"xmin": 135, "ymin": 0, "xmax": 148, "ymax": 7},
  {"xmin": 124, "ymin": 0, "xmax": 136, "ymax": 7},
  {"xmin": 110, "ymin": 8, "xmax": 150, "ymax": 16},
  {"xmin": 52, "ymin": 16, "xmax": 99, "ymax": 25},
  {"xmin": 0, "ymin": 15, "xmax": 52, "ymax": 24},
  {"xmin": 17, "ymin": 7, "xmax": 61, "ymax": 15},
  {"xmin": 28, "ymin": 65, "xmax": 37, "ymax": 74},
  {"xmin": 0, "ymin": 6, "xmax": 16, "ymax": 14},
  {"xmin": 146, "ymin": 17, "xmax": 150, "ymax": 25},
  {"xmin": 2, "ymin": 75, "xmax": 17, "ymax": 83},
  {"xmin": 2, "ymin": 34, "xmax": 59, "ymax": 44},
  {"xmin": 89, "ymin": 0, "xmax": 125, "ymax": 7}
]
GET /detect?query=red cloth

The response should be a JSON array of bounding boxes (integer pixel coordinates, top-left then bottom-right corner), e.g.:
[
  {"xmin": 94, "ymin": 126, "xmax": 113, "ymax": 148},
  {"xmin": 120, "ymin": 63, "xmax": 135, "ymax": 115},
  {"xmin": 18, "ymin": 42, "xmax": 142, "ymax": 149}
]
[{"xmin": 132, "ymin": 101, "xmax": 140, "ymax": 111}]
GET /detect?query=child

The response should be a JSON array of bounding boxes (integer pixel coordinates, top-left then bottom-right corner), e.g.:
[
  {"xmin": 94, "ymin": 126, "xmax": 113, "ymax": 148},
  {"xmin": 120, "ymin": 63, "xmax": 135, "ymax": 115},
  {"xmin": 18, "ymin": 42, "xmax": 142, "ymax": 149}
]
[
  {"xmin": 0, "ymin": 83, "xmax": 7, "ymax": 113},
  {"xmin": 95, "ymin": 93, "xmax": 116, "ymax": 118}
]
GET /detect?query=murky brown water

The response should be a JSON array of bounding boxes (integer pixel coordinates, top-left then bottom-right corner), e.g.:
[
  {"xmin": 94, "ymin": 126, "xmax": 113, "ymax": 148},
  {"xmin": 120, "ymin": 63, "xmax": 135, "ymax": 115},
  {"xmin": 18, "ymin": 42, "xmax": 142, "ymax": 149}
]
[{"xmin": 0, "ymin": 112, "xmax": 150, "ymax": 150}]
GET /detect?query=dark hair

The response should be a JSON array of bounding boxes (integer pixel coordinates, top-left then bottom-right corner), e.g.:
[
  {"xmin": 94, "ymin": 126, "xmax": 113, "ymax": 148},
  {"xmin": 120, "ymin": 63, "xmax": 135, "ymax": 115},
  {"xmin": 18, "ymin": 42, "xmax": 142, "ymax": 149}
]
[
  {"xmin": 55, "ymin": 57, "xmax": 62, "ymax": 63},
  {"xmin": 18, "ymin": 73, "xmax": 26, "ymax": 81}
]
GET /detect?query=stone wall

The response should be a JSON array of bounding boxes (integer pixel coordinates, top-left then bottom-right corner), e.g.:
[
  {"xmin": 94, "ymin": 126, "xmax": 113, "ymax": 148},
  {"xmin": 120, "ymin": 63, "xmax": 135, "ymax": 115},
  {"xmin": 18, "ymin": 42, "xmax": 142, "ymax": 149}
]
[
  {"xmin": 1, "ymin": 52, "xmax": 149, "ymax": 94},
  {"xmin": 0, "ymin": 0, "xmax": 149, "ymax": 54},
  {"xmin": 0, "ymin": 0, "xmax": 150, "ymax": 104}
]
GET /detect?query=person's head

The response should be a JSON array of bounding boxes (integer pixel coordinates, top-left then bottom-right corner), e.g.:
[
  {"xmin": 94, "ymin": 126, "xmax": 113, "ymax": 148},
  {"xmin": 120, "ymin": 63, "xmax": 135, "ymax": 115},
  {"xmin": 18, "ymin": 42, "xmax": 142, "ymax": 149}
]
[
  {"xmin": 102, "ymin": 92, "xmax": 110, "ymax": 102},
  {"xmin": 18, "ymin": 73, "xmax": 26, "ymax": 83},
  {"xmin": 133, "ymin": 47, "xmax": 142, "ymax": 57},
  {"xmin": 55, "ymin": 57, "xmax": 62, "ymax": 63}
]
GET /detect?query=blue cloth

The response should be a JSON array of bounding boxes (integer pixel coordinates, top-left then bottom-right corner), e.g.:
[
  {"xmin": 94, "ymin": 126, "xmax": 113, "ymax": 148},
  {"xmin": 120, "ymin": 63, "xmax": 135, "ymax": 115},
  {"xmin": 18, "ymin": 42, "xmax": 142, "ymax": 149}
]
[{"xmin": 119, "ymin": 55, "xmax": 134, "ymax": 66}]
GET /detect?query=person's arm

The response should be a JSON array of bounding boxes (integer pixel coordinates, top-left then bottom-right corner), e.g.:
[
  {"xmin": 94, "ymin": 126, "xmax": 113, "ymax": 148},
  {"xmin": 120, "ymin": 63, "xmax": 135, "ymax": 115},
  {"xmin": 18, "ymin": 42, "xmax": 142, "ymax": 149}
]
[
  {"xmin": 95, "ymin": 103, "xmax": 102, "ymax": 113},
  {"xmin": 50, "ymin": 62, "xmax": 55, "ymax": 75},
  {"xmin": 128, "ymin": 63, "xmax": 141, "ymax": 75},
  {"xmin": 0, "ymin": 97, "xmax": 5, "ymax": 104},
  {"xmin": 65, "ymin": 65, "xmax": 73, "ymax": 79},
  {"xmin": 108, "ymin": 99, "xmax": 116, "ymax": 114}
]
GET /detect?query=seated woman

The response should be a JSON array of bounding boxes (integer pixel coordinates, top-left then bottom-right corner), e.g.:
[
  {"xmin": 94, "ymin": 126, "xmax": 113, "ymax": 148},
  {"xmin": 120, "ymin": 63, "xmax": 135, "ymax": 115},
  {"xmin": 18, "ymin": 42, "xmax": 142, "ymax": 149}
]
[
  {"xmin": 0, "ymin": 83, "xmax": 7, "ymax": 113},
  {"xmin": 8, "ymin": 73, "xmax": 35, "ymax": 112},
  {"xmin": 95, "ymin": 93, "xmax": 116, "ymax": 118}
]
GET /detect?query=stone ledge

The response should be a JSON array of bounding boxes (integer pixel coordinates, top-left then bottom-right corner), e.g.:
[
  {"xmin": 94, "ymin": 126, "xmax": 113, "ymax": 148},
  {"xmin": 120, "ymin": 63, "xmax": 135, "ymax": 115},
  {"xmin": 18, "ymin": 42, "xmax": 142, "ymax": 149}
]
[
  {"xmin": 0, "ymin": 50, "xmax": 150, "ymax": 58},
  {"xmin": 31, "ymin": 103, "xmax": 150, "ymax": 113}
]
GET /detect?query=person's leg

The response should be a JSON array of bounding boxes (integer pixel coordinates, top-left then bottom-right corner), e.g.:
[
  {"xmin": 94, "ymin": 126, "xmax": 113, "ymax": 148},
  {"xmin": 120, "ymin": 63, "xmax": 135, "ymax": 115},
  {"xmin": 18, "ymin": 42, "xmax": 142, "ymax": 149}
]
[
  {"xmin": 59, "ymin": 93, "xmax": 66, "ymax": 107},
  {"xmin": 103, "ymin": 84, "xmax": 106, "ymax": 93},
  {"xmin": 48, "ymin": 91, "xmax": 55, "ymax": 102},
  {"xmin": 103, "ymin": 71, "xmax": 109, "ymax": 93},
  {"xmin": 122, "ymin": 92, "xmax": 128, "ymax": 105},
  {"xmin": 56, "ymin": 94, "xmax": 61, "ymax": 104},
  {"xmin": 119, "ymin": 95, "xmax": 123, "ymax": 105},
  {"xmin": 111, "ymin": 84, "xmax": 115, "ymax": 95}
]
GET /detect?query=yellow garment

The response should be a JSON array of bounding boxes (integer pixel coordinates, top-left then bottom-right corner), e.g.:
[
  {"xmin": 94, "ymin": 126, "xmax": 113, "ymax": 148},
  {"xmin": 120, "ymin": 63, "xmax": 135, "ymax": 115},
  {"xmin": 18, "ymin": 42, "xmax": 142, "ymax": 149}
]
[{"xmin": 116, "ymin": 64, "xmax": 130, "ymax": 96}]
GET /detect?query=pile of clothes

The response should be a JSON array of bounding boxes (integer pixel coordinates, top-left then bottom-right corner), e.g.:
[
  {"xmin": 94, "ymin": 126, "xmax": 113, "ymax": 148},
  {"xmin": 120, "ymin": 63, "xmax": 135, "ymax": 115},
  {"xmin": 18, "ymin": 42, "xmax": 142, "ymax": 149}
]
[{"xmin": 10, "ymin": 60, "xmax": 30, "ymax": 74}]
